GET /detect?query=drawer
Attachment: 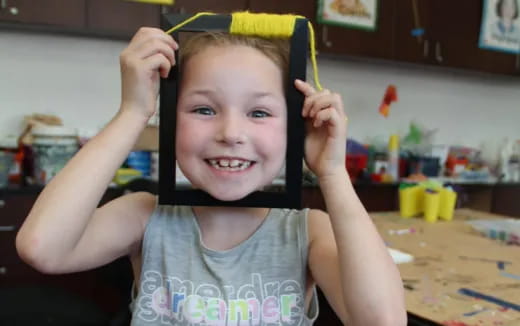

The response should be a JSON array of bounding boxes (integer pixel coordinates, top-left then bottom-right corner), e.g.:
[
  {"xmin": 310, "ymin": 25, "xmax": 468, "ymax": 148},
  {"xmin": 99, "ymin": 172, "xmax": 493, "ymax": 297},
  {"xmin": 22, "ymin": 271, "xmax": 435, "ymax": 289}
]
[
  {"xmin": 0, "ymin": 193, "xmax": 37, "ymax": 226},
  {"xmin": 0, "ymin": 194, "xmax": 38, "ymax": 267},
  {"xmin": 0, "ymin": 226, "xmax": 19, "ymax": 264}
]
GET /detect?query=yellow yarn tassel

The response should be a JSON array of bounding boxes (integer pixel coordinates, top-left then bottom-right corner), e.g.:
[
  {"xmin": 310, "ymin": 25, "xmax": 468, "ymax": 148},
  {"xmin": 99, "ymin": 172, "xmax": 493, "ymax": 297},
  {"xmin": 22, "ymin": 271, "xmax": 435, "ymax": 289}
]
[
  {"xmin": 306, "ymin": 22, "xmax": 322, "ymax": 91},
  {"xmin": 165, "ymin": 11, "xmax": 323, "ymax": 91}
]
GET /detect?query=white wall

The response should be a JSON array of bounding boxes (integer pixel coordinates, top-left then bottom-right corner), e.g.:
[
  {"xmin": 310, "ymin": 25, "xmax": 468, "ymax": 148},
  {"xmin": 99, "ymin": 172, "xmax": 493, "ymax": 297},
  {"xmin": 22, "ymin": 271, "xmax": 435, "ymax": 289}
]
[
  {"xmin": 1, "ymin": 30, "xmax": 519, "ymax": 162},
  {"xmin": 1, "ymin": 30, "xmax": 125, "ymax": 136}
]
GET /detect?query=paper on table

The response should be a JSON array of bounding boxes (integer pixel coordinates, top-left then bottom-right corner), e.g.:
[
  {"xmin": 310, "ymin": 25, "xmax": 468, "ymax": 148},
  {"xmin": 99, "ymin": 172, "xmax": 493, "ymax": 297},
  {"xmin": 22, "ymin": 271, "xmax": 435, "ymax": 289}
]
[{"xmin": 388, "ymin": 248, "xmax": 414, "ymax": 264}]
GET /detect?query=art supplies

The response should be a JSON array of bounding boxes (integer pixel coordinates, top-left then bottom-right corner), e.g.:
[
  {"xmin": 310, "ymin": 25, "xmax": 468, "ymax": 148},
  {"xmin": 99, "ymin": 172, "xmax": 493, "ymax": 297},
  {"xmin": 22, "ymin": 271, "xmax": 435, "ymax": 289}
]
[
  {"xmin": 388, "ymin": 134, "xmax": 399, "ymax": 181},
  {"xmin": 387, "ymin": 248, "xmax": 414, "ymax": 264},
  {"xmin": 467, "ymin": 218, "xmax": 520, "ymax": 245}
]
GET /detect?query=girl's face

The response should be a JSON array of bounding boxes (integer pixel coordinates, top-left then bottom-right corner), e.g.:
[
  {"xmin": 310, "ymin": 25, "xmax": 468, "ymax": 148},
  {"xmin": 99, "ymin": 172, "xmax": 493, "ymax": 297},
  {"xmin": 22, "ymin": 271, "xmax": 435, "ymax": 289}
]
[
  {"xmin": 176, "ymin": 44, "xmax": 287, "ymax": 201},
  {"xmin": 502, "ymin": 0, "xmax": 517, "ymax": 20}
]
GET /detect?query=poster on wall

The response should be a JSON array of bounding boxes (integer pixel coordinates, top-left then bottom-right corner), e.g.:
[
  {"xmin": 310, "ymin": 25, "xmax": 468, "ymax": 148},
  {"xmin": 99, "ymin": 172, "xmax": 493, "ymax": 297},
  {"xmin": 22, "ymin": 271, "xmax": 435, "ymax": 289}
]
[
  {"xmin": 317, "ymin": 0, "xmax": 379, "ymax": 31},
  {"xmin": 479, "ymin": 0, "xmax": 520, "ymax": 54}
]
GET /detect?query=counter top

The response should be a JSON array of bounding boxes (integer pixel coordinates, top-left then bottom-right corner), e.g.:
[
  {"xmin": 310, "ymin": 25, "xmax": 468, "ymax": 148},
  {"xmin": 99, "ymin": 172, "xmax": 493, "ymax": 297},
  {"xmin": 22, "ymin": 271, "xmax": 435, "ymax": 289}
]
[
  {"xmin": 373, "ymin": 209, "xmax": 520, "ymax": 326},
  {"xmin": 2, "ymin": 178, "xmax": 520, "ymax": 195}
]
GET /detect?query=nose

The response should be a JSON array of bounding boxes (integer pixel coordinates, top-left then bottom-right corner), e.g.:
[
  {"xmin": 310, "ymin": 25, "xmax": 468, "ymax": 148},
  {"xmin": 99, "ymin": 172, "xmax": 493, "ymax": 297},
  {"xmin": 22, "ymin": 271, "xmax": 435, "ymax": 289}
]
[{"xmin": 215, "ymin": 113, "xmax": 246, "ymax": 145}]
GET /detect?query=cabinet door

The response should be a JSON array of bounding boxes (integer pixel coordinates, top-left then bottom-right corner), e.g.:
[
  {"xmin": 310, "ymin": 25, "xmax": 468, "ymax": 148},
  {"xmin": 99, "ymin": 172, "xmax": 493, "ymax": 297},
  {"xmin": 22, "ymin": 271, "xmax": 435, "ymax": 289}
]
[
  {"xmin": 0, "ymin": 194, "xmax": 37, "ymax": 267},
  {"xmin": 395, "ymin": 0, "xmax": 519, "ymax": 74},
  {"xmin": 314, "ymin": 0, "xmax": 396, "ymax": 59},
  {"xmin": 0, "ymin": 190, "xmax": 133, "ymax": 317},
  {"xmin": 168, "ymin": 0, "xmax": 248, "ymax": 14},
  {"xmin": 87, "ymin": 0, "xmax": 161, "ymax": 37},
  {"xmin": 394, "ymin": 0, "xmax": 435, "ymax": 64},
  {"xmin": 429, "ymin": 0, "xmax": 519, "ymax": 75},
  {"xmin": 492, "ymin": 185, "xmax": 520, "ymax": 218},
  {"xmin": 248, "ymin": 0, "xmax": 316, "ymax": 22},
  {"xmin": 0, "ymin": 0, "xmax": 85, "ymax": 28}
]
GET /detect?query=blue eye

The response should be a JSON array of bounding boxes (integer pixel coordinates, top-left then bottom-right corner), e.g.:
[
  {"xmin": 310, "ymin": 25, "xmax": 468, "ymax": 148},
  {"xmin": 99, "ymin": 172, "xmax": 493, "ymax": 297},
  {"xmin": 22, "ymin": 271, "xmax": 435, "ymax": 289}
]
[
  {"xmin": 250, "ymin": 110, "xmax": 271, "ymax": 118},
  {"xmin": 193, "ymin": 107, "xmax": 215, "ymax": 115}
]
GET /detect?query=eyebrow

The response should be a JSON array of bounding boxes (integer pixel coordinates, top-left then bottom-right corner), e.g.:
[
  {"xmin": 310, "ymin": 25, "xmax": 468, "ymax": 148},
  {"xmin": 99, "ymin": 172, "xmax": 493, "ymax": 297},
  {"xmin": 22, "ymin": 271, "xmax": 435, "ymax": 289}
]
[{"xmin": 186, "ymin": 89, "xmax": 279, "ymax": 99}]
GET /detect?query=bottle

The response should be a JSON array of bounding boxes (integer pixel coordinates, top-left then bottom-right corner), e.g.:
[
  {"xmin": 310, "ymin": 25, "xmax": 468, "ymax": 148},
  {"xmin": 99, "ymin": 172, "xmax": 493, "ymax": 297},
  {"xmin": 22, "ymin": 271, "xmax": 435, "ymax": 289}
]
[{"xmin": 388, "ymin": 134, "xmax": 400, "ymax": 182}]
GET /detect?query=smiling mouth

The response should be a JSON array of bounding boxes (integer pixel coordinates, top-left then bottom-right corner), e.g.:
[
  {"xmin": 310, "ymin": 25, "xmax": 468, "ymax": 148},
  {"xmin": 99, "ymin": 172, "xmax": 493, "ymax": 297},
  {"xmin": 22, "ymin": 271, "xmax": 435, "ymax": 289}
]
[{"xmin": 205, "ymin": 158, "xmax": 255, "ymax": 172}]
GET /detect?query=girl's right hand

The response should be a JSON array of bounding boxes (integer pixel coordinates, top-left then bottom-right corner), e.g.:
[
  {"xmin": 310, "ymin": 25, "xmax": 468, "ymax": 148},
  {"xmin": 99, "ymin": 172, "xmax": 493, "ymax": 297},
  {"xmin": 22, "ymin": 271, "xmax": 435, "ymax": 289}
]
[{"xmin": 119, "ymin": 27, "xmax": 178, "ymax": 120}]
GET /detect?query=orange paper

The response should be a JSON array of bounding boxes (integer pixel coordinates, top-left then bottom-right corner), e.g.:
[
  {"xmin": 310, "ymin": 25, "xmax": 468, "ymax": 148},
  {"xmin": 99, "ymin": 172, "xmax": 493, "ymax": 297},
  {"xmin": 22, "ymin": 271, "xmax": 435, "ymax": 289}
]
[{"xmin": 379, "ymin": 85, "xmax": 398, "ymax": 117}]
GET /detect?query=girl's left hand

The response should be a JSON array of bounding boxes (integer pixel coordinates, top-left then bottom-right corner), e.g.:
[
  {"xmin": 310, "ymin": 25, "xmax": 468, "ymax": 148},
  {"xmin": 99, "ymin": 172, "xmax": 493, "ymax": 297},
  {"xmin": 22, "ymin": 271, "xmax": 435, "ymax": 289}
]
[{"xmin": 295, "ymin": 79, "xmax": 348, "ymax": 180}]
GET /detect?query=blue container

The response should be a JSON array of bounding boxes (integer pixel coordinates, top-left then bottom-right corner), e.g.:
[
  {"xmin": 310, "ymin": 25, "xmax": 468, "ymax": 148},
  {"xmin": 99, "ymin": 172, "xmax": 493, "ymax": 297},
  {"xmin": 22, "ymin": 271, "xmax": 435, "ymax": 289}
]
[{"xmin": 126, "ymin": 151, "xmax": 151, "ymax": 176}]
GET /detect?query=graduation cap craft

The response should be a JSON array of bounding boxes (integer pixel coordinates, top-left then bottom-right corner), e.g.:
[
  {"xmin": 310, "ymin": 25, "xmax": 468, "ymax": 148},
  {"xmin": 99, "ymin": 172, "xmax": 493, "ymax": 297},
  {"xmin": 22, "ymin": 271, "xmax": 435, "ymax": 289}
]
[{"xmin": 158, "ymin": 11, "xmax": 322, "ymax": 209}]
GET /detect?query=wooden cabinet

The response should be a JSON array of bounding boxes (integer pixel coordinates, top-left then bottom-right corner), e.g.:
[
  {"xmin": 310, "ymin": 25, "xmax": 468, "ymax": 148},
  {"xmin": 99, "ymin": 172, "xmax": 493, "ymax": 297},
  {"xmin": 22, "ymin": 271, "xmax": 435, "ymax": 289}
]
[
  {"xmin": 0, "ymin": 188, "xmax": 132, "ymax": 324},
  {"xmin": 86, "ymin": 0, "xmax": 161, "ymax": 37},
  {"xmin": 394, "ymin": 0, "xmax": 520, "ymax": 74},
  {"xmin": 429, "ymin": 0, "xmax": 519, "ymax": 74},
  {"xmin": 314, "ymin": 0, "xmax": 396, "ymax": 59},
  {"xmin": 167, "ymin": 0, "xmax": 247, "ymax": 14},
  {"xmin": 0, "ymin": 0, "xmax": 163, "ymax": 38},
  {"xmin": 393, "ymin": 0, "xmax": 433, "ymax": 64},
  {"xmin": 303, "ymin": 184, "xmax": 399, "ymax": 212},
  {"xmin": 0, "ymin": 193, "xmax": 36, "ymax": 271},
  {"xmin": 304, "ymin": 182, "xmax": 520, "ymax": 218},
  {"xmin": 249, "ymin": 0, "xmax": 396, "ymax": 60},
  {"xmin": 491, "ymin": 184, "xmax": 520, "ymax": 217},
  {"xmin": 166, "ymin": 0, "xmax": 315, "ymax": 22},
  {"xmin": 1, "ymin": 0, "xmax": 518, "ymax": 74},
  {"xmin": 248, "ymin": 0, "xmax": 316, "ymax": 21},
  {"xmin": 0, "ymin": 0, "xmax": 85, "ymax": 28}
]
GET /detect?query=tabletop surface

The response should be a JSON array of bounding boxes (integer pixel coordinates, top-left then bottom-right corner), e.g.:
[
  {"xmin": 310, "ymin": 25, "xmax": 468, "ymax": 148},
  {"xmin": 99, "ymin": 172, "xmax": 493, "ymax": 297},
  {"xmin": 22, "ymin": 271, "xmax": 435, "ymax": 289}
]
[{"xmin": 372, "ymin": 209, "xmax": 520, "ymax": 326}]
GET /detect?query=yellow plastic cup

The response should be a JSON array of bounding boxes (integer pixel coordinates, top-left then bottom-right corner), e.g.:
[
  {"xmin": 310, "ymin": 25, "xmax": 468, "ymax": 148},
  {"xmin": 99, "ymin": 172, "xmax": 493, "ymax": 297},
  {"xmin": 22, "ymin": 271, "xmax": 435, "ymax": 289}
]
[
  {"xmin": 424, "ymin": 190, "xmax": 440, "ymax": 223},
  {"xmin": 439, "ymin": 188, "xmax": 457, "ymax": 221},
  {"xmin": 399, "ymin": 185, "xmax": 424, "ymax": 218}
]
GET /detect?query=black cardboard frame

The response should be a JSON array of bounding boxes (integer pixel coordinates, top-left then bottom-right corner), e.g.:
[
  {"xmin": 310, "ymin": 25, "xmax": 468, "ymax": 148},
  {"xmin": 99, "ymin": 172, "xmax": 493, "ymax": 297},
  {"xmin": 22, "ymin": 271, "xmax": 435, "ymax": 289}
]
[{"xmin": 158, "ymin": 13, "xmax": 307, "ymax": 208}]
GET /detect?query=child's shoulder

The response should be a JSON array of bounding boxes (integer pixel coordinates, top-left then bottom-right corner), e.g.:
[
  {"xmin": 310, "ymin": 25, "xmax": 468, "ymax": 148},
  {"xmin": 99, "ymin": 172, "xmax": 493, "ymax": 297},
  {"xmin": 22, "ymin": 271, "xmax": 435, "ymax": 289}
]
[
  {"xmin": 306, "ymin": 208, "xmax": 328, "ymax": 221},
  {"xmin": 306, "ymin": 209, "xmax": 334, "ymax": 245},
  {"xmin": 109, "ymin": 191, "xmax": 157, "ymax": 227},
  {"xmin": 116, "ymin": 190, "xmax": 156, "ymax": 206}
]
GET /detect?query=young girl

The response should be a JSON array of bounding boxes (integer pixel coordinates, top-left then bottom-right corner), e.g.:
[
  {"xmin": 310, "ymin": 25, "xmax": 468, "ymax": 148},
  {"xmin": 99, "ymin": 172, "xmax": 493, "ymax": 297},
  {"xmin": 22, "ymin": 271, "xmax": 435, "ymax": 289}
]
[{"xmin": 16, "ymin": 25, "xmax": 406, "ymax": 326}]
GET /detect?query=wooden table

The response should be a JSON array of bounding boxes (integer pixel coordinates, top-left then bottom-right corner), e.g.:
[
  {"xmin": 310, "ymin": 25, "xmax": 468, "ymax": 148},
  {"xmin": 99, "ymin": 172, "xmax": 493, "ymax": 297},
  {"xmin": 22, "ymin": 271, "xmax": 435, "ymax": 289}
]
[{"xmin": 372, "ymin": 209, "xmax": 520, "ymax": 326}]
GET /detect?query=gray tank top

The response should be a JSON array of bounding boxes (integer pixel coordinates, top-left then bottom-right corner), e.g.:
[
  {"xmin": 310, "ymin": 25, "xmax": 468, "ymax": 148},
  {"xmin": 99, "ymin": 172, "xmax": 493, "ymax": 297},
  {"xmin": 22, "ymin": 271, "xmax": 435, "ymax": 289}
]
[{"xmin": 130, "ymin": 205, "xmax": 319, "ymax": 326}]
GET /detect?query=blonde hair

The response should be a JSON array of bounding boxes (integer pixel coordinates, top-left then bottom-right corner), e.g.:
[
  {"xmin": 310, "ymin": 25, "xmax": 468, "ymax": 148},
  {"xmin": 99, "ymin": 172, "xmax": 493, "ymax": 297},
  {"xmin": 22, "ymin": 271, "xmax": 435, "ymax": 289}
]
[{"xmin": 179, "ymin": 32, "xmax": 290, "ymax": 86}]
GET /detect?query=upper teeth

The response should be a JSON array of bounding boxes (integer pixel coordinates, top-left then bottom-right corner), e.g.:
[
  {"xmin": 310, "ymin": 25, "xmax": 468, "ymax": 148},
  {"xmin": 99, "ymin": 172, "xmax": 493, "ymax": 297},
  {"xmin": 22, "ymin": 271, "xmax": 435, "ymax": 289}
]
[{"xmin": 208, "ymin": 159, "xmax": 251, "ymax": 171}]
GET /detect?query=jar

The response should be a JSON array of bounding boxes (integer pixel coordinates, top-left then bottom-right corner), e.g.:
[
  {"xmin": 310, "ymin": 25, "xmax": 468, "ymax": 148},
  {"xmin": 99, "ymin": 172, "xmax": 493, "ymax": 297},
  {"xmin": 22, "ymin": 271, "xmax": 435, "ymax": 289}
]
[
  {"xmin": 0, "ymin": 151, "xmax": 14, "ymax": 188},
  {"xmin": 32, "ymin": 125, "xmax": 78, "ymax": 185},
  {"xmin": 0, "ymin": 135, "xmax": 18, "ymax": 187}
]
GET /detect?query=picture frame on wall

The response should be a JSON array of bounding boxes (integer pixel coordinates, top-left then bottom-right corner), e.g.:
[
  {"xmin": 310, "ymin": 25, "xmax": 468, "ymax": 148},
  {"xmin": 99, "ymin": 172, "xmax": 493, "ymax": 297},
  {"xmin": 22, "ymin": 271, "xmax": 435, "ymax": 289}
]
[
  {"xmin": 479, "ymin": 0, "xmax": 520, "ymax": 54},
  {"xmin": 317, "ymin": 0, "xmax": 379, "ymax": 31}
]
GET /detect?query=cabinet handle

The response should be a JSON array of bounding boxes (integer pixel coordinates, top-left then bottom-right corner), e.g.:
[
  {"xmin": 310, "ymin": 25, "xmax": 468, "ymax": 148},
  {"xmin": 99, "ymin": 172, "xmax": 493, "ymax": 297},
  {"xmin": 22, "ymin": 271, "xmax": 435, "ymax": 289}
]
[
  {"xmin": 0, "ymin": 199, "xmax": 4, "ymax": 208},
  {"xmin": 435, "ymin": 42, "xmax": 443, "ymax": 63},
  {"xmin": 423, "ymin": 40, "xmax": 429, "ymax": 58},
  {"xmin": 322, "ymin": 26, "xmax": 332, "ymax": 48},
  {"xmin": 9, "ymin": 6, "xmax": 18, "ymax": 15},
  {"xmin": 0, "ymin": 225, "xmax": 16, "ymax": 232},
  {"xmin": 0, "ymin": 0, "xmax": 6, "ymax": 10},
  {"xmin": 0, "ymin": 267, "xmax": 7, "ymax": 275}
]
